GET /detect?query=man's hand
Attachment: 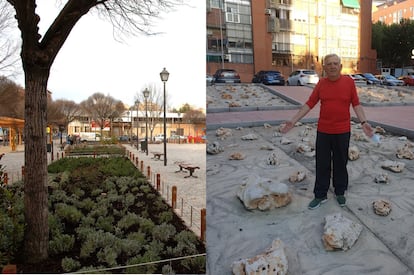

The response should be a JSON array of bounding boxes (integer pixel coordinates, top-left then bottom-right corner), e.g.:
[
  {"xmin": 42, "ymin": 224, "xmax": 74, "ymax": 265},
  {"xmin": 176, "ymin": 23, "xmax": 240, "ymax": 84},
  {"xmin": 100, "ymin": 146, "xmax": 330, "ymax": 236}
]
[
  {"xmin": 362, "ymin": 122, "xmax": 374, "ymax": 138},
  {"xmin": 280, "ymin": 121, "xmax": 294, "ymax": 134}
]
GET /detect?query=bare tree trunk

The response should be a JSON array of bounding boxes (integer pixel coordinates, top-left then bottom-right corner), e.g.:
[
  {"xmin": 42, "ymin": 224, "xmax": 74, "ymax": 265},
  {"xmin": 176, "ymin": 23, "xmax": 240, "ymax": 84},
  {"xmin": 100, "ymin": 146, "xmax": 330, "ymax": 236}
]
[{"xmin": 23, "ymin": 68, "xmax": 49, "ymax": 263}]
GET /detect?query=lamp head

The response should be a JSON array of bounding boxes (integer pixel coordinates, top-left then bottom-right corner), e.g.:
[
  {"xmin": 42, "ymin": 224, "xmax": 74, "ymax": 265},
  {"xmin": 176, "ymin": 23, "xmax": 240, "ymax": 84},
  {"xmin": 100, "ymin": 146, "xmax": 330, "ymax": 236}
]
[{"xmin": 160, "ymin": 67, "xmax": 169, "ymax": 82}]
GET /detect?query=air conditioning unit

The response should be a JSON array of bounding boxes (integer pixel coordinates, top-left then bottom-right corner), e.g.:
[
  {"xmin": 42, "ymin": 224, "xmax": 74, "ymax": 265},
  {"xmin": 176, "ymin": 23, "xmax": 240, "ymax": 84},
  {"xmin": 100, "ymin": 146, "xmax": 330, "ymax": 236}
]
[{"xmin": 265, "ymin": 8, "xmax": 272, "ymax": 15}]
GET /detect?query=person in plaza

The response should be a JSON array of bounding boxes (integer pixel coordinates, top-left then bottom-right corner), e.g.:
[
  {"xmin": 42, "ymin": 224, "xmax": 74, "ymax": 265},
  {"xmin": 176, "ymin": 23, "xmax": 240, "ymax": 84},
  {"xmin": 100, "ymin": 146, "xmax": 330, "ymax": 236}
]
[{"xmin": 280, "ymin": 53, "xmax": 374, "ymax": 209}]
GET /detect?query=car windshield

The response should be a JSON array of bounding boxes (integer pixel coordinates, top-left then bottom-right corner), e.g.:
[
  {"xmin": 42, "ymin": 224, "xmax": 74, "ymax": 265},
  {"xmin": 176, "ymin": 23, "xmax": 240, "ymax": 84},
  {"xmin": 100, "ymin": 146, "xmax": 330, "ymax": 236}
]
[
  {"xmin": 385, "ymin": 75, "xmax": 397, "ymax": 80},
  {"xmin": 303, "ymin": 70, "xmax": 316, "ymax": 75}
]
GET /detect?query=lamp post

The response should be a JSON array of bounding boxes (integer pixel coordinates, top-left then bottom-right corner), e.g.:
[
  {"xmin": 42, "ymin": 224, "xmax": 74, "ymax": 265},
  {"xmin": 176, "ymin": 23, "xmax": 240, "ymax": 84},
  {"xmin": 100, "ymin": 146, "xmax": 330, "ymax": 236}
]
[
  {"xmin": 177, "ymin": 112, "xmax": 181, "ymax": 144},
  {"xmin": 160, "ymin": 67, "xmax": 169, "ymax": 166},
  {"xmin": 143, "ymin": 88, "xmax": 150, "ymax": 155},
  {"xmin": 135, "ymin": 100, "xmax": 140, "ymax": 150}
]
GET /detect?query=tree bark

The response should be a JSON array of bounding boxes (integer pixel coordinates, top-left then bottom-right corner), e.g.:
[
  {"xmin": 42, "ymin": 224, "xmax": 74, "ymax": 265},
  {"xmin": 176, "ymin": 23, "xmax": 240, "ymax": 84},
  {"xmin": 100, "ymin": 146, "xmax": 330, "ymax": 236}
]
[{"xmin": 23, "ymin": 67, "xmax": 49, "ymax": 263}]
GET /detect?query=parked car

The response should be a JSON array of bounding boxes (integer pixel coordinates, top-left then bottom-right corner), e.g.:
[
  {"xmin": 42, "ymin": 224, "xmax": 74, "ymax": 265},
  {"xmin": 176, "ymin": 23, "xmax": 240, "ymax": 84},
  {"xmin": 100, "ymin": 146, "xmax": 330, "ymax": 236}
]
[
  {"xmin": 375, "ymin": 75, "xmax": 405, "ymax": 86},
  {"xmin": 287, "ymin": 69, "xmax": 319, "ymax": 86},
  {"xmin": 206, "ymin": 74, "xmax": 214, "ymax": 86},
  {"xmin": 398, "ymin": 75, "xmax": 414, "ymax": 86},
  {"xmin": 118, "ymin": 135, "xmax": 129, "ymax": 142},
  {"xmin": 361, "ymin": 73, "xmax": 381, "ymax": 85},
  {"xmin": 153, "ymin": 134, "xmax": 165, "ymax": 143},
  {"xmin": 347, "ymin": 74, "xmax": 367, "ymax": 85},
  {"xmin": 212, "ymin": 69, "xmax": 241, "ymax": 84},
  {"xmin": 168, "ymin": 134, "xmax": 187, "ymax": 142},
  {"xmin": 252, "ymin": 70, "xmax": 285, "ymax": 85}
]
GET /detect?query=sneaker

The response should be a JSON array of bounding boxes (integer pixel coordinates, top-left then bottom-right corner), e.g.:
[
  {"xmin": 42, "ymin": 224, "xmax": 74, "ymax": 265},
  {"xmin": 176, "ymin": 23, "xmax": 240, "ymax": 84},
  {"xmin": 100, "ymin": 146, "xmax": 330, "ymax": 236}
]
[
  {"xmin": 336, "ymin": 195, "xmax": 346, "ymax": 207},
  {"xmin": 308, "ymin": 197, "xmax": 328, "ymax": 210}
]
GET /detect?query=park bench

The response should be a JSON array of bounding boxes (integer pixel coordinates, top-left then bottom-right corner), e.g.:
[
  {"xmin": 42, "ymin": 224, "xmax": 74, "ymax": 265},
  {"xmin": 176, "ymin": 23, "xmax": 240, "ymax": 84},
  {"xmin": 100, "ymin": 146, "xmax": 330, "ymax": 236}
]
[
  {"xmin": 175, "ymin": 162, "xmax": 200, "ymax": 178},
  {"xmin": 151, "ymin": 152, "xmax": 164, "ymax": 160}
]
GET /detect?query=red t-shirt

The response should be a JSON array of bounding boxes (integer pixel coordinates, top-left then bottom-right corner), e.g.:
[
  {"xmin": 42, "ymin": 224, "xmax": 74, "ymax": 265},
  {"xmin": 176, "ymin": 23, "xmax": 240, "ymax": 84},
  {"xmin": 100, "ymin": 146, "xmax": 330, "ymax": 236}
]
[{"xmin": 305, "ymin": 75, "xmax": 360, "ymax": 134}]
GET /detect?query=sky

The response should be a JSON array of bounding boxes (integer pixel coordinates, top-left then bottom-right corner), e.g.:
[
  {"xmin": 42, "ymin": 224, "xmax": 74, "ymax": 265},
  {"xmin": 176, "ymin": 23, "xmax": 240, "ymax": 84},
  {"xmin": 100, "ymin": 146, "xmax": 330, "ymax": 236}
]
[{"xmin": 11, "ymin": 0, "xmax": 206, "ymax": 110}]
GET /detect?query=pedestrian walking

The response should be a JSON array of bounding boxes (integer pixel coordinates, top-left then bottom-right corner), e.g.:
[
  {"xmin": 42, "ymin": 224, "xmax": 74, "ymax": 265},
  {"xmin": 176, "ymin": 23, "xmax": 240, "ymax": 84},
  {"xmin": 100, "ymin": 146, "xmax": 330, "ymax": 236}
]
[{"xmin": 280, "ymin": 53, "xmax": 374, "ymax": 209}]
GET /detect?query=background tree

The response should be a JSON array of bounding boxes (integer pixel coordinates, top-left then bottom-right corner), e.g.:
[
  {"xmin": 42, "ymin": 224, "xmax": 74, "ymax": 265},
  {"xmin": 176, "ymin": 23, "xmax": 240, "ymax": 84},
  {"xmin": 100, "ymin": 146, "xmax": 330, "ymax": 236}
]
[
  {"xmin": 0, "ymin": 76, "xmax": 24, "ymax": 118},
  {"xmin": 135, "ymin": 83, "xmax": 168, "ymax": 140},
  {"xmin": 6, "ymin": 0, "xmax": 185, "ymax": 263},
  {"xmin": 0, "ymin": 2, "xmax": 19, "ymax": 77},
  {"xmin": 80, "ymin": 92, "xmax": 122, "ymax": 138},
  {"xmin": 372, "ymin": 19, "xmax": 414, "ymax": 68},
  {"xmin": 108, "ymin": 100, "xmax": 126, "ymax": 137}
]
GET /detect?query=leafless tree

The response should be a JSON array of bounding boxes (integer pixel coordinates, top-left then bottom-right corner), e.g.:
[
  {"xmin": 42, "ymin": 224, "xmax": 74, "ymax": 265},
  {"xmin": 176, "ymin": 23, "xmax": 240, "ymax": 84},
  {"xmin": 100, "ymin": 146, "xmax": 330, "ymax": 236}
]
[
  {"xmin": 6, "ymin": 0, "xmax": 186, "ymax": 263},
  {"xmin": 0, "ymin": 2, "xmax": 19, "ymax": 77},
  {"xmin": 0, "ymin": 76, "xmax": 24, "ymax": 118},
  {"xmin": 134, "ymin": 83, "xmax": 169, "ymax": 140},
  {"xmin": 80, "ymin": 92, "xmax": 124, "ymax": 138},
  {"xmin": 48, "ymin": 99, "xmax": 81, "ymax": 131}
]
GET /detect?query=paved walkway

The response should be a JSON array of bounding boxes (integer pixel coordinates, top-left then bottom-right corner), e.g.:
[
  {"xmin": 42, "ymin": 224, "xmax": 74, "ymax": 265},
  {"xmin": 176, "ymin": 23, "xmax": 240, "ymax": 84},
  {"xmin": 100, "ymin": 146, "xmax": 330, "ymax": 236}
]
[{"xmin": 207, "ymin": 85, "xmax": 414, "ymax": 138}]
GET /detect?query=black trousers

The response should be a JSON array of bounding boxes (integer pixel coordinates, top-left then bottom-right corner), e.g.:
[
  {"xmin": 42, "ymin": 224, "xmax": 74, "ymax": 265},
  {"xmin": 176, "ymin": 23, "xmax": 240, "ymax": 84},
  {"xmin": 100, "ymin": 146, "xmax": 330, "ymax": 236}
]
[{"xmin": 314, "ymin": 131, "xmax": 350, "ymax": 198}]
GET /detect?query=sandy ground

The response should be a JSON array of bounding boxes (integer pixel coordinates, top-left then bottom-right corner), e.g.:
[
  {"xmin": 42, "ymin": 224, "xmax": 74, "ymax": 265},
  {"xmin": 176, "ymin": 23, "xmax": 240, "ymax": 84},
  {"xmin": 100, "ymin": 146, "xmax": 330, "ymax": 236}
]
[
  {"xmin": 206, "ymin": 84, "xmax": 414, "ymax": 274},
  {"xmin": 207, "ymin": 84, "xmax": 414, "ymax": 110}
]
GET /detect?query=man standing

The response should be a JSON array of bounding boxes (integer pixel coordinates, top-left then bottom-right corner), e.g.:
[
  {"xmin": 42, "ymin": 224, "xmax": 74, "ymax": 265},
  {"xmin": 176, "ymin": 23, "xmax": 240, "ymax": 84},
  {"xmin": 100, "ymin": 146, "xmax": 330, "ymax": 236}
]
[{"xmin": 281, "ymin": 53, "xmax": 374, "ymax": 209}]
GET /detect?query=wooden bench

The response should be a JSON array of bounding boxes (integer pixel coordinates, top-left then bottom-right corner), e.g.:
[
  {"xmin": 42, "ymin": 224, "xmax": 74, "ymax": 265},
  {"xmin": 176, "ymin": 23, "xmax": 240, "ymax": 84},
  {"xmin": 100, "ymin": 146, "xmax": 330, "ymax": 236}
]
[
  {"xmin": 151, "ymin": 152, "xmax": 164, "ymax": 160},
  {"xmin": 175, "ymin": 163, "xmax": 200, "ymax": 178}
]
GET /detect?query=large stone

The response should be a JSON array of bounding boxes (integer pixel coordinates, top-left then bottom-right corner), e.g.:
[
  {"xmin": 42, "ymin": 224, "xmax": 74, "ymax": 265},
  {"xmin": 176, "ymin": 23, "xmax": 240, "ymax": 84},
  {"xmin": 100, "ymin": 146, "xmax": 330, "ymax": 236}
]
[
  {"xmin": 207, "ymin": 141, "xmax": 224, "ymax": 155},
  {"xmin": 348, "ymin": 145, "xmax": 360, "ymax": 161},
  {"xmin": 373, "ymin": 199, "xmax": 392, "ymax": 216},
  {"xmin": 381, "ymin": 160, "xmax": 405, "ymax": 173},
  {"xmin": 322, "ymin": 213, "xmax": 363, "ymax": 251},
  {"xmin": 216, "ymin": 127, "xmax": 232, "ymax": 140},
  {"xmin": 396, "ymin": 143, "xmax": 414, "ymax": 160},
  {"xmin": 237, "ymin": 174, "xmax": 292, "ymax": 210},
  {"xmin": 232, "ymin": 239, "xmax": 288, "ymax": 275}
]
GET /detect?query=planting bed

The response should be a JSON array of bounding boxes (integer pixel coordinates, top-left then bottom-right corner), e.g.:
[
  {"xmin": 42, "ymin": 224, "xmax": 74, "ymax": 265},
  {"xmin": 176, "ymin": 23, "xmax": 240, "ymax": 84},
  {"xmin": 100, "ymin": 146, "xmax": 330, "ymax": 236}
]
[{"xmin": 1, "ymin": 156, "xmax": 205, "ymax": 274}]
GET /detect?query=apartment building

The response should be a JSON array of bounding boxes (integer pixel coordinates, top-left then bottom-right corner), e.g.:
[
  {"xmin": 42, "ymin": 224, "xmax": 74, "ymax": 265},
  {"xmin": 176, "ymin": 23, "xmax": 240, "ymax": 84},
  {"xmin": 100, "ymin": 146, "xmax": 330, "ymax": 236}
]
[
  {"xmin": 373, "ymin": 0, "xmax": 414, "ymax": 24},
  {"xmin": 207, "ymin": 0, "xmax": 378, "ymax": 82}
]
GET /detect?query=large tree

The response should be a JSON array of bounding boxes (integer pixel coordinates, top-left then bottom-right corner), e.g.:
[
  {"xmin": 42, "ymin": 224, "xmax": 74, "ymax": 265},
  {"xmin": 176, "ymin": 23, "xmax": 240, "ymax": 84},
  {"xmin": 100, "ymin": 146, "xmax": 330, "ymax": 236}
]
[
  {"xmin": 80, "ymin": 92, "xmax": 124, "ymax": 137},
  {"xmin": 6, "ymin": 0, "xmax": 185, "ymax": 263}
]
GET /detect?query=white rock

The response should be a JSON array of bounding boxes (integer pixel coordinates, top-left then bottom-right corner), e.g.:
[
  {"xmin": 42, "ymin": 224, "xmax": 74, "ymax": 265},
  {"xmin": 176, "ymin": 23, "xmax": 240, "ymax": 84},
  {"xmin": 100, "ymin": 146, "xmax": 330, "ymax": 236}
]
[
  {"xmin": 267, "ymin": 152, "xmax": 279, "ymax": 166},
  {"xmin": 264, "ymin": 123, "xmax": 272, "ymax": 128},
  {"xmin": 229, "ymin": 152, "xmax": 245, "ymax": 160},
  {"xmin": 396, "ymin": 144, "xmax": 414, "ymax": 160},
  {"xmin": 237, "ymin": 174, "xmax": 292, "ymax": 210},
  {"xmin": 207, "ymin": 141, "xmax": 224, "ymax": 155},
  {"xmin": 348, "ymin": 145, "xmax": 360, "ymax": 161},
  {"xmin": 216, "ymin": 127, "xmax": 232, "ymax": 139},
  {"xmin": 322, "ymin": 213, "xmax": 363, "ymax": 251},
  {"xmin": 289, "ymin": 171, "xmax": 306, "ymax": 183},
  {"xmin": 280, "ymin": 137, "xmax": 293, "ymax": 145},
  {"xmin": 381, "ymin": 160, "xmax": 405, "ymax": 173},
  {"xmin": 374, "ymin": 173, "xmax": 389, "ymax": 184},
  {"xmin": 232, "ymin": 239, "xmax": 288, "ymax": 275},
  {"xmin": 373, "ymin": 199, "xmax": 392, "ymax": 216},
  {"xmin": 241, "ymin": 133, "xmax": 258, "ymax": 140}
]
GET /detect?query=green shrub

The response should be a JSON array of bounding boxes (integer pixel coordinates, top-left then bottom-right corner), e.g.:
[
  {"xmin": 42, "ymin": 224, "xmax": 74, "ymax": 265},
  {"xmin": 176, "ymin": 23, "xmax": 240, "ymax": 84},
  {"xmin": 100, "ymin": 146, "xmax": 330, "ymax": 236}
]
[
  {"xmin": 96, "ymin": 216, "xmax": 114, "ymax": 232},
  {"xmin": 158, "ymin": 210, "xmax": 174, "ymax": 223},
  {"xmin": 49, "ymin": 234, "xmax": 75, "ymax": 255},
  {"xmin": 61, "ymin": 257, "xmax": 81, "ymax": 272},
  {"xmin": 152, "ymin": 223, "xmax": 176, "ymax": 242},
  {"xmin": 138, "ymin": 217, "xmax": 155, "ymax": 234},
  {"xmin": 117, "ymin": 213, "xmax": 140, "ymax": 230},
  {"xmin": 54, "ymin": 203, "xmax": 83, "ymax": 224}
]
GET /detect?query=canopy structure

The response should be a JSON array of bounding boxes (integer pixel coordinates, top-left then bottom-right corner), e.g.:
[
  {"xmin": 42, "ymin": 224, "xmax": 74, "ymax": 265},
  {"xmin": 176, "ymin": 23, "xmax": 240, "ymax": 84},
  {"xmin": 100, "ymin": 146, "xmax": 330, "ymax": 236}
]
[
  {"xmin": 0, "ymin": 116, "xmax": 24, "ymax": 151},
  {"xmin": 342, "ymin": 0, "xmax": 360, "ymax": 9}
]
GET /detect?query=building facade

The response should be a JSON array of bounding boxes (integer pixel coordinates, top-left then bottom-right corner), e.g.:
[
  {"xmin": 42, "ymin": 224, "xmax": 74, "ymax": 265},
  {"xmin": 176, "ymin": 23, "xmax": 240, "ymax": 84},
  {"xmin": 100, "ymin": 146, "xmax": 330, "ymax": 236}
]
[
  {"xmin": 372, "ymin": 0, "xmax": 414, "ymax": 24},
  {"xmin": 207, "ymin": 0, "xmax": 378, "ymax": 82}
]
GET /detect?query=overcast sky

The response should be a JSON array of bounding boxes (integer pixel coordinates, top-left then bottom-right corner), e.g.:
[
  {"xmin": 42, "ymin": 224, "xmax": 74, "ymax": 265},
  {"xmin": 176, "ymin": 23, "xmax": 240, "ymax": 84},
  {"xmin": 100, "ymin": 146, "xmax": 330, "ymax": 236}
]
[{"xmin": 11, "ymin": 0, "xmax": 206, "ymax": 110}]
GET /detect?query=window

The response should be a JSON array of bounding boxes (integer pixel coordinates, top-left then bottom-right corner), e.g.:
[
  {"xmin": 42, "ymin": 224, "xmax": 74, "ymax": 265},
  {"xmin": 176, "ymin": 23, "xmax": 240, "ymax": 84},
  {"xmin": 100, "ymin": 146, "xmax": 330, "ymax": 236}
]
[{"xmin": 226, "ymin": 7, "xmax": 240, "ymax": 23}]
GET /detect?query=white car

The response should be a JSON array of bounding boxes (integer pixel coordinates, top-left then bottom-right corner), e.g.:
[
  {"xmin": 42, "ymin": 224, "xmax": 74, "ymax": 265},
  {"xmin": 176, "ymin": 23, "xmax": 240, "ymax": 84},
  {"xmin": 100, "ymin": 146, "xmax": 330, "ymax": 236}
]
[
  {"xmin": 287, "ymin": 69, "xmax": 319, "ymax": 86},
  {"xmin": 153, "ymin": 134, "xmax": 165, "ymax": 143}
]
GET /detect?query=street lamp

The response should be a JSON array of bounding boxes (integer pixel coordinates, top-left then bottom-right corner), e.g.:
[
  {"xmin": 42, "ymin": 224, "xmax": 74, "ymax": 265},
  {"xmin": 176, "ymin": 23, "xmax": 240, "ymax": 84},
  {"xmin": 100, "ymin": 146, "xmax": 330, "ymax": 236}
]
[
  {"xmin": 177, "ymin": 112, "xmax": 181, "ymax": 144},
  {"xmin": 160, "ymin": 67, "xmax": 169, "ymax": 166},
  {"xmin": 135, "ymin": 100, "xmax": 140, "ymax": 150},
  {"xmin": 143, "ymin": 88, "xmax": 150, "ymax": 155}
]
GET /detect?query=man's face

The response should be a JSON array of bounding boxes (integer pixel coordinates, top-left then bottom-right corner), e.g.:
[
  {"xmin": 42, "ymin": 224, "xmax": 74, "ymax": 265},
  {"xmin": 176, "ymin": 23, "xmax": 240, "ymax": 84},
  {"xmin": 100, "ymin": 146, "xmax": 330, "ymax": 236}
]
[{"xmin": 323, "ymin": 56, "xmax": 342, "ymax": 79}]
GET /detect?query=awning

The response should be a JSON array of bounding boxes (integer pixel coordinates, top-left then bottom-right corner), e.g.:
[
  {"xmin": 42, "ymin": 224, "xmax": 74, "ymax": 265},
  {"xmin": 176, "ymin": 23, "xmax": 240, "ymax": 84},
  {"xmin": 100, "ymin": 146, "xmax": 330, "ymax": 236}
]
[{"xmin": 341, "ymin": 0, "xmax": 360, "ymax": 9}]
